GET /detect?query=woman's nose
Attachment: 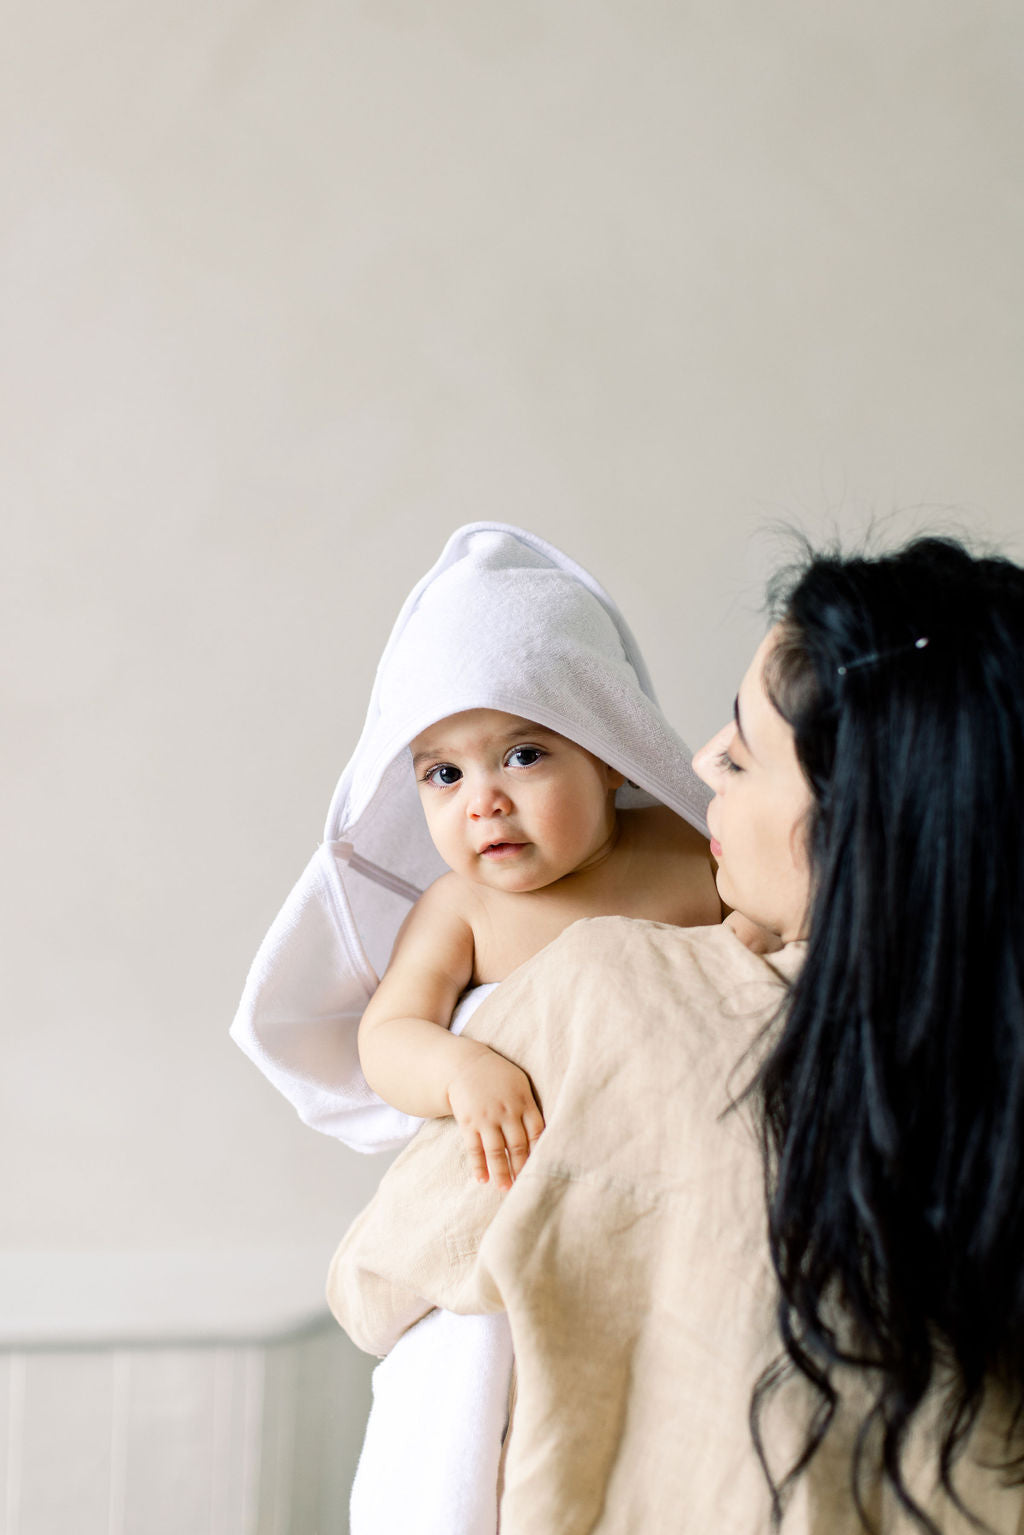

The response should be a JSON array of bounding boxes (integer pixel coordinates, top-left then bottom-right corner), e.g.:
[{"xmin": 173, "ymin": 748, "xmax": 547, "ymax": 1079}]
[
  {"xmin": 692, "ymin": 723, "xmax": 733, "ymax": 788},
  {"xmin": 466, "ymin": 775, "xmax": 513, "ymax": 819}
]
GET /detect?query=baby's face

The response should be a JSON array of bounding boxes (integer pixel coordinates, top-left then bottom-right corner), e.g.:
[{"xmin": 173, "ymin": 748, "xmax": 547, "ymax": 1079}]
[{"xmin": 409, "ymin": 709, "xmax": 624, "ymax": 893}]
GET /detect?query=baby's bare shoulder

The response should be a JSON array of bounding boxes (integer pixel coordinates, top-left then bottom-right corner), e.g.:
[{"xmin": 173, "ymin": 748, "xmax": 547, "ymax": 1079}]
[
  {"xmin": 377, "ymin": 873, "xmax": 480, "ymax": 993},
  {"xmin": 622, "ymin": 804, "xmax": 709, "ymax": 858},
  {"xmin": 416, "ymin": 870, "xmax": 482, "ymax": 922},
  {"xmin": 415, "ymin": 872, "xmax": 523, "ymax": 983},
  {"xmin": 414, "ymin": 869, "xmax": 499, "ymax": 940},
  {"xmin": 613, "ymin": 806, "xmax": 719, "ymax": 926}
]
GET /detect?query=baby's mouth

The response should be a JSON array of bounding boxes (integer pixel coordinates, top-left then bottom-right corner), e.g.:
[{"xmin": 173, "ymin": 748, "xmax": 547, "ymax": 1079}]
[{"xmin": 479, "ymin": 840, "xmax": 526, "ymax": 858}]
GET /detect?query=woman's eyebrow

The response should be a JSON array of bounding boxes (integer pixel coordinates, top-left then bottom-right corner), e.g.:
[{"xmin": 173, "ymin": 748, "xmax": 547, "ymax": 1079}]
[{"xmin": 733, "ymin": 695, "xmax": 752, "ymax": 753}]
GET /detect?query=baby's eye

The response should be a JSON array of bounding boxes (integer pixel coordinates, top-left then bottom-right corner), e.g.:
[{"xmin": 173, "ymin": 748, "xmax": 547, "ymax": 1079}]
[
  {"xmin": 423, "ymin": 763, "xmax": 462, "ymax": 788},
  {"xmin": 716, "ymin": 749, "xmax": 742, "ymax": 776},
  {"xmin": 505, "ymin": 746, "xmax": 544, "ymax": 769}
]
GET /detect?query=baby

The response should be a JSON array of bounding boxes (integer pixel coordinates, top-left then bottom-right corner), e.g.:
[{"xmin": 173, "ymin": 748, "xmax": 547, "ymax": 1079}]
[
  {"xmin": 233, "ymin": 521, "xmax": 735, "ymax": 1535},
  {"xmin": 357, "ymin": 706, "xmax": 722, "ymax": 1188}
]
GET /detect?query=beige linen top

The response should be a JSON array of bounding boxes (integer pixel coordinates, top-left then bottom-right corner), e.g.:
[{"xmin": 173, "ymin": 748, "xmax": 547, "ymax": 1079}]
[{"xmin": 328, "ymin": 917, "xmax": 1023, "ymax": 1534}]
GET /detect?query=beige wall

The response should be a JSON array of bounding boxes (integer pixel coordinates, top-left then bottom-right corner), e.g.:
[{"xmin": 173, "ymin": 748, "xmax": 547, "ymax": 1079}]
[{"xmin": 3, "ymin": 2, "xmax": 1022, "ymax": 1280}]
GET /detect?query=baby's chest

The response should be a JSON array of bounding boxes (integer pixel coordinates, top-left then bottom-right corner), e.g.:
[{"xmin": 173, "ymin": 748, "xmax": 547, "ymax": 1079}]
[
  {"xmin": 469, "ymin": 895, "xmax": 587, "ymax": 984},
  {"xmin": 466, "ymin": 850, "xmax": 717, "ymax": 983}
]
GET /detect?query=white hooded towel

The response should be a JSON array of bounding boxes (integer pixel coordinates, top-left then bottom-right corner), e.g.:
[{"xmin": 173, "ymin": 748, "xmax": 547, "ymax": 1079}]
[{"xmin": 230, "ymin": 522, "xmax": 710, "ymax": 1151}]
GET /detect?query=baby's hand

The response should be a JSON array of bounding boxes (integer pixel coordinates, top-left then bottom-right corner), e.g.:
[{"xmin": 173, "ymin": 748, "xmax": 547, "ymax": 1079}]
[{"xmin": 446, "ymin": 1047, "xmax": 545, "ymax": 1192}]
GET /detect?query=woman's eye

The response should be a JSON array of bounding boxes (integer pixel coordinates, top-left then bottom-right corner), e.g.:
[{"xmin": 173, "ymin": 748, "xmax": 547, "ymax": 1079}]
[
  {"xmin": 423, "ymin": 763, "xmax": 462, "ymax": 787},
  {"xmin": 506, "ymin": 747, "xmax": 543, "ymax": 769}
]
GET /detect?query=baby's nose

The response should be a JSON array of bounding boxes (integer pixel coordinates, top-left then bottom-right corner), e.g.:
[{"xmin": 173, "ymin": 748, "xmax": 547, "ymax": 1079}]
[{"xmin": 466, "ymin": 776, "xmax": 513, "ymax": 818}]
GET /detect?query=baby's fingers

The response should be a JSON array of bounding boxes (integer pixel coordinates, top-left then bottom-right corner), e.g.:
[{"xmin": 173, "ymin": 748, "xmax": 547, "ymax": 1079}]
[
  {"xmin": 483, "ymin": 1133, "xmax": 515, "ymax": 1192},
  {"xmin": 461, "ymin": 1128, "xmax": 514, "ymax": 1190},
  {"xmin": 504, "ymin": 1128, "xmax": 531, "ymax": 1182},
  {"xmin": 462, "ymin": 1129, "xmax": 490, "ymax": 1185},
  {"xmin": 506, "ymin": 1106, "xmax": 545, "ymax": 1181}
]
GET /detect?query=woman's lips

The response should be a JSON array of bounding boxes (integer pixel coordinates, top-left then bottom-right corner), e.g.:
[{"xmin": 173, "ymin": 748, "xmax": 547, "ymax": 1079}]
[{"xmin": 709, "ymin": 837, "xmax": 723, "ymax": 860}]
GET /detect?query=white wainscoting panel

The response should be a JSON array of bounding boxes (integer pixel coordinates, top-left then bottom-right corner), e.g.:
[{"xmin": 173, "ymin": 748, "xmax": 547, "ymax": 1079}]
[{"xmin": 0, "ymin": 1256, "xmax": 375, "ymax": 1535}]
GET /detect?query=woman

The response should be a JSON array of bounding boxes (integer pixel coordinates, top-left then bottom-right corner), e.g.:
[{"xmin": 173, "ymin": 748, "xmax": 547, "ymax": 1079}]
[{"xmin": 330, "ymin": 535, "xmax": 1024, "ymax": 1533}]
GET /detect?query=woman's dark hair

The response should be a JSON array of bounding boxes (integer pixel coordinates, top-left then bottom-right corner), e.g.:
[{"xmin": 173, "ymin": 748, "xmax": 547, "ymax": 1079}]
[{"xmin": 752, "ymin": 536, "xmax": 1024, "ymax": 1531}]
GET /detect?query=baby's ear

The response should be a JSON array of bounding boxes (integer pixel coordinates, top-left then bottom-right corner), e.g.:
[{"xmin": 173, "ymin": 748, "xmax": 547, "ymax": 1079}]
[{"xmin": 605, "ymin": 764, "xmax": 626, "ymax": 791}]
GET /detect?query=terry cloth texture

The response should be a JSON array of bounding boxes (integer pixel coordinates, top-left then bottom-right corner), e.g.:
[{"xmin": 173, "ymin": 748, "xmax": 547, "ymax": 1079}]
[
  {"xmin": 348, "ymin": 1308, "xmax": 513, "ymax": 1535},
  {"xmin": 230, "ymin": 523, "xmax": 710, "ymax": 1151},
  {"xmin": 347, "ymin": 984, "xmax": 512, "ymax": 1535},
  {"xmin": 328, "ymin": 918, "xmax": 1024, "ymax": 1535}
]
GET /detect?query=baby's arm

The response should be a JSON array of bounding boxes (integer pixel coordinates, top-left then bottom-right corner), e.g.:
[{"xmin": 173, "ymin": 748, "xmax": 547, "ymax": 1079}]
[{"xmin": 357, "ymin": 877, "xmax": 544, "ymax": 1190}]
